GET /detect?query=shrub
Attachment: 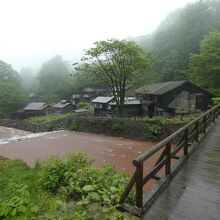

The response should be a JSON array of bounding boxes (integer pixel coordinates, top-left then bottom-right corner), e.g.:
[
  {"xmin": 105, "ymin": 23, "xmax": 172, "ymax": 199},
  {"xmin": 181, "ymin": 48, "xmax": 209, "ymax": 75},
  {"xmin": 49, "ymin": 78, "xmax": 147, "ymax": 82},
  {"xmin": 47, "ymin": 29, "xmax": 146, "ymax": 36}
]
[
  {"xmin": 147, "ymin": 125, "xmax": 162, "ymax": 140},
  {"xmin": 0, "ymin": 183, "xmax": 39, "ymax": 219},
  {"xmin": 37, "ymin": 153, "xmax": 134, "ymax": 215},
  {"xmin": 213, "ymin": 97, "xmax": 220, "ymax": 105},
  {"xmin": 71, "ymin": 121, "xmax": 80, "ymax": 131},
  {"xmin": 111, "ymin": 123, "xmax": 123, "ymax": 132}
]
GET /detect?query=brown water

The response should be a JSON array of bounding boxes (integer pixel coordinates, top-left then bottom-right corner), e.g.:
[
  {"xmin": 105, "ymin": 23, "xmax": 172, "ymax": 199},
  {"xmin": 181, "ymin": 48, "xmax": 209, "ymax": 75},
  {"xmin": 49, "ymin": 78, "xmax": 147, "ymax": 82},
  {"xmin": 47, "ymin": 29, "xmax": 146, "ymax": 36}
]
[
  {"xmin": 0, "ymin": 126, "xmax": 30, "ymax": 139},
  {"xmin": 0, "ymin": 127, "xmax": 158, "ymax": 175}
]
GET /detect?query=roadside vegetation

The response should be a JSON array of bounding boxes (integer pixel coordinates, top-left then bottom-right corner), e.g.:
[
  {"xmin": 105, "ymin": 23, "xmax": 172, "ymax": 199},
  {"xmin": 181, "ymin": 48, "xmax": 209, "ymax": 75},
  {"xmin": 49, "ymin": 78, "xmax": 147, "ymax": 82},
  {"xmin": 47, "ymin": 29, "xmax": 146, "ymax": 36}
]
[
  {"xmin": 0, "ymin": 154, "xmax": 137, "ymax": 220},
  {"xmin": 25, "ymin": 113, "xmax": 74, "ymax": 124}
]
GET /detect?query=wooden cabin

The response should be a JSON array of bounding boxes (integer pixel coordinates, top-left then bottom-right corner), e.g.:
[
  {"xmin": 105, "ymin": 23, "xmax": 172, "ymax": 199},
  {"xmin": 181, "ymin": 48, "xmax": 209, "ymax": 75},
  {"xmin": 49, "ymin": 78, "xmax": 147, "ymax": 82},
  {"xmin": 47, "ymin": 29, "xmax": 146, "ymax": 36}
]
[
  {"xmin": 136, "ymin": 81, "xmax": 213, "ymax": 117},
  {"xmin": 92, "ymin": 96, "xmax": 142, "ymax": 117},
  {"xmin": 53, "ymin": 100, "xmax": 74, "ymax": 114}
]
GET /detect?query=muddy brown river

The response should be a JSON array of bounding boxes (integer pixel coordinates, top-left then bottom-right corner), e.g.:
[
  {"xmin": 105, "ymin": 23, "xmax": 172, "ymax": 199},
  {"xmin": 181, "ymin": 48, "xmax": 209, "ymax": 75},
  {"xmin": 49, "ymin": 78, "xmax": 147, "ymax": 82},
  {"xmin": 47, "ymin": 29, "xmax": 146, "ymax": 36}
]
[{"xmin": 0, "ymin": 126, "xmax": 159, "ymax": 177}]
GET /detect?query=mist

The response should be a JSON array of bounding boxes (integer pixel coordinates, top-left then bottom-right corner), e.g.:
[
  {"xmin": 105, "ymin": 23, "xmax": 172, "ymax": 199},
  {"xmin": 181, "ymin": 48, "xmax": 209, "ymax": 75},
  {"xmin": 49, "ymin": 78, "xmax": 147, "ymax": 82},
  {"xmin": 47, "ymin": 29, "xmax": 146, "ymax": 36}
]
[{"xmin": 0, "ymin": 0, "xmax": 196, "ymax": 72}]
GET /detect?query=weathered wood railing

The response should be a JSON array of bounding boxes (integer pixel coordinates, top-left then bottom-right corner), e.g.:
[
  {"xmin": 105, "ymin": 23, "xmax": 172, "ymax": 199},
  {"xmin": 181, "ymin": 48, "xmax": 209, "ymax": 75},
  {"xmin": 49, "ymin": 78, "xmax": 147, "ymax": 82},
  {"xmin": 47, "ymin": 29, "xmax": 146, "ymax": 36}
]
[{"xmin": 119, "ymin": 104, "xmax": 220, "ymax": 216}]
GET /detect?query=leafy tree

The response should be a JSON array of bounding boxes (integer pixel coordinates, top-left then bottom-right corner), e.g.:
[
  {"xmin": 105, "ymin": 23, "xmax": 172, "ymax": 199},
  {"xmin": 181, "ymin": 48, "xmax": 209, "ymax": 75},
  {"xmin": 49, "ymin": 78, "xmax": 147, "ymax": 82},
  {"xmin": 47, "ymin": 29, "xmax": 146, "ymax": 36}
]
[
  {"xmin": 152, "ymin": 0, "xmax": 216, "ymax": 81},
  {"xmin": 77, "ymin": 39, "xmax": 157, "ymax": 116},
  {"xmin": 0, "ymin": 60, "xmax": 26, "ymax": 117},
  {"xmin": 188, "ymin": 31, "xmax": 220, "ymax": 95},
  {"xmin": 37, "ymin": 56, "xmax": 73, "ymax": 103},
  {"xmin": 134, "ymin": 0, "xmax": 220, "ymax": 82},
  {"xmin": 0, "ymin": 60, "xmax": 20, "ymax": 83}
]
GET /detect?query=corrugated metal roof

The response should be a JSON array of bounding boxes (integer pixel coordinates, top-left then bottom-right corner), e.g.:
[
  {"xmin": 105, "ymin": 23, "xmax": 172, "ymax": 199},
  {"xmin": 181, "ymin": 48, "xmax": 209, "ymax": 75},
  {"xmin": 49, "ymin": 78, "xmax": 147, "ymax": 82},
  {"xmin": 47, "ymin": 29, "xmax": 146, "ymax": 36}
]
[
  {"xmin": 110, "ymin": 98, "xmax": 141, "ymax": 106},
  {"xmin": 92, "ymin": 96, "xmax": 114, "ymax": 103},
  {"xmin": 24, "ymin": 102, "xmax": 47, "ymax": 111},
  {"xmin": 136, "ymin": 81, "xmax": 187, "ymax": 95},
  {"xmin": 53, "ymin": 100, "xmax": 71, "ymax": 109}
]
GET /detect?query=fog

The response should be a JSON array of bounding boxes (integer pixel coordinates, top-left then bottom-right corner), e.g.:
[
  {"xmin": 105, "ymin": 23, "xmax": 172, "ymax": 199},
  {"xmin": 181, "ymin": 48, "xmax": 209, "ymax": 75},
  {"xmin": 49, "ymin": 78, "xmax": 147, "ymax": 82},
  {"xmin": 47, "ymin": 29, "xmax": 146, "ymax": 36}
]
[{"xmin": 0, "ymin": 0, "xmax": 196, "ymax": 72}]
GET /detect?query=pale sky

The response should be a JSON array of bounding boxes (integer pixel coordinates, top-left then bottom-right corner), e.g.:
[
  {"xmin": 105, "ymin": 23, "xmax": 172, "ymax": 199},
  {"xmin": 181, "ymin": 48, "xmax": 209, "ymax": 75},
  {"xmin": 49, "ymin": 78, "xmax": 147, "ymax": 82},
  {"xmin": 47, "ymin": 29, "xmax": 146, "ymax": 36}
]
[{"xmin": 0, "ymin": 0, "xmax": 197, "ymax": 72}]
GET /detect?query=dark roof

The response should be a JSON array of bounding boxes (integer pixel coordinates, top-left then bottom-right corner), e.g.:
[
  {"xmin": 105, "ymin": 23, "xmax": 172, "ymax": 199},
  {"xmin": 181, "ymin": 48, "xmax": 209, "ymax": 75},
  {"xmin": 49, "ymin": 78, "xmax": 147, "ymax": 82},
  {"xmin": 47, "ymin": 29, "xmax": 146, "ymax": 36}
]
[
  {"xmin": 24, "ymin": 102, "xmax": 47, "ymax": 111},
  {"xmin": 53, "ymin": 100, "xmax": 71, "ymax": 109},
  {"xmin": 92, "ymin": 96, "xmax": 114, "ymax": 104},
  {"xmin": 136, "ymin": 81, "xmax": 187, "ymax": 95}
]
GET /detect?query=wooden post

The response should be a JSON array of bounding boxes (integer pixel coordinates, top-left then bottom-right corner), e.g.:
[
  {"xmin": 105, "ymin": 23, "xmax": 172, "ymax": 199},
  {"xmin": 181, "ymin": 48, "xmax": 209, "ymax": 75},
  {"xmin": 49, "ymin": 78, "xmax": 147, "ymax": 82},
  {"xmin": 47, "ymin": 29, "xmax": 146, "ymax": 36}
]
[
  {"xmin": 165, "ymin": 142, "xmax": 171, "ymax": 176},
  {"xmin": 195, "ymin": 121, "xmax": 199, "ymax": 142},
  {"xmin": 136, "ymin": 163, "xmax": 143, "ymax": 209},
  {"xmin": 203, "ymin": 115, "xmax": 207, "ymax": 134},
  {"xmin": 184, "ymin": 129, "xmax": 188, "ymax": 155},
  {"xmin": 212, "ymin": 110, "xmax": 215, "ymax": 123}
]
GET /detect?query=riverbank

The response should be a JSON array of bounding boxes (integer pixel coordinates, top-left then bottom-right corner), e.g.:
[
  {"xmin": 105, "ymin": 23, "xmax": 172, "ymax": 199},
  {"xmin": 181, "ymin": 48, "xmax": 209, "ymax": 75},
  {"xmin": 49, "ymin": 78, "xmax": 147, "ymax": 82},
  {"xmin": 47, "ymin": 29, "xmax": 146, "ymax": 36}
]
[{"xmin": 0, "ymin": 114, "xmax": 188, "ymax": 141}]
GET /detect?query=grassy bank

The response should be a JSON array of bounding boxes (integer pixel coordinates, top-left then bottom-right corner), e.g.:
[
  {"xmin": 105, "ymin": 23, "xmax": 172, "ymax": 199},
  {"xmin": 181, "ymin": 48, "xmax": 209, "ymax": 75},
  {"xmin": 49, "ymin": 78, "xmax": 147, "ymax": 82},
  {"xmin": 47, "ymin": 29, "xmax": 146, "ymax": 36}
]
[{"xmin": 0, "ymin": 154, "xmax": 136, "ymax": 220}]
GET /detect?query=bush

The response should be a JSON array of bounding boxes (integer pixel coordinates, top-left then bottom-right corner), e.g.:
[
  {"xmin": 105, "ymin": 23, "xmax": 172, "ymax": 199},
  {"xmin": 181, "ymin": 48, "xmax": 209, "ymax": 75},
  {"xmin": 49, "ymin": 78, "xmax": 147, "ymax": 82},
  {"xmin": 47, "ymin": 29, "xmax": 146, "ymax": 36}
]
[
  {"xmin": 147, "ymin": 124, "xmax": 162, "ymax": 140},
  {"xmin": 213, "ymin": 97, "xmax": 220, "ymax": 105},
  {"xmin": 77, "ymin": 101, "xmax": 93, "ymax": 112},
  {"xmin": 111, "ymin": 123, "xmax": 123, "ymax": 132},
  {"xmin": 71, "ymin": 120, "xmax": 80, "ymax": 131},
  {"xmin": 37, "ymin": 152, "xmax": 133, "ymax": 216},
  {"xmin": 0, "ymin": 183, "xmax": 39, "ymax": 219}
]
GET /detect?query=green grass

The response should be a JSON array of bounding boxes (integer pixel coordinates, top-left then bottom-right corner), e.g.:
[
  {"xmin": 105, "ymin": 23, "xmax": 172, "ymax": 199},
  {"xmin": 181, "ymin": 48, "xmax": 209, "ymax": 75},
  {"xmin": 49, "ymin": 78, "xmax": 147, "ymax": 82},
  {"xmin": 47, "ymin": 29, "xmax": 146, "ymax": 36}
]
[{"xmin": 25, "ymin": 113, "xmax": 74, "ymax": 124}]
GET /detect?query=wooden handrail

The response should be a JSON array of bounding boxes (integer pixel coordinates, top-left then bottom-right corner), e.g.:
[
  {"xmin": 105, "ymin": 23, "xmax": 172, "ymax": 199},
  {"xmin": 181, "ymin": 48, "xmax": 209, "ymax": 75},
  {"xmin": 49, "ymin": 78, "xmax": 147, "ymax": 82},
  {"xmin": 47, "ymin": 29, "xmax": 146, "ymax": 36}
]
[{"xmin": 120, "ymin": 104, "xmax": 220, "ymax": 216}]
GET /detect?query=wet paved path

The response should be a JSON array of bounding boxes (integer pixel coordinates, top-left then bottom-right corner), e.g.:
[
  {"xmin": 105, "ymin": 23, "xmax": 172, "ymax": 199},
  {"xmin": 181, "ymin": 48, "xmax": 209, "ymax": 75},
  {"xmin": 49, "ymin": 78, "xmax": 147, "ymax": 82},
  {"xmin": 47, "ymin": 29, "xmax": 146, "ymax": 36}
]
[
  {"xmin": 142, "ymin": 119, "xmax": 220, "ymax": 220},
  {"xmin": 0, "ymin": 128, "xmax": 157, "ymax": 174}
]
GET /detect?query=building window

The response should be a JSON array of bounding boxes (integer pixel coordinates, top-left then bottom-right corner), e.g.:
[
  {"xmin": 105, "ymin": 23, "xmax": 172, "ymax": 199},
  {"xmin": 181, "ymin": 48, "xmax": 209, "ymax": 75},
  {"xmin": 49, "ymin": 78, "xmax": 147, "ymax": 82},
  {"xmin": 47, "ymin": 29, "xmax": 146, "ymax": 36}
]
[{"xmin": 94, "ymin": 103, "xmax": 102, "ymax": 109}]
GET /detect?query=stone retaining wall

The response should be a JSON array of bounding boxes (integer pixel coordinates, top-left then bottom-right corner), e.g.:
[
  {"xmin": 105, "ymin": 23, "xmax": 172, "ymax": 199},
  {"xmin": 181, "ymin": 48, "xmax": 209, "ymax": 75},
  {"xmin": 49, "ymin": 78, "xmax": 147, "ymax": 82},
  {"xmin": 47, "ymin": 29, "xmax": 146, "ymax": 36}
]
[{"xmin": 0, "ymin": 117, "xmax": 183, "ymax": 141}]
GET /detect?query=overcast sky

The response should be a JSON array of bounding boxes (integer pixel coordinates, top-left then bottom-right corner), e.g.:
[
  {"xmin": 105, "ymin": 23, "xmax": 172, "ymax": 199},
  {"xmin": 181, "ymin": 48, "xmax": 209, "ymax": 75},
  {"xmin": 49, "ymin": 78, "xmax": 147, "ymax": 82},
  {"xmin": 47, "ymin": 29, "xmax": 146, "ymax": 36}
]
[{"xmin": 0, "ymin": 0, "xmax": 197, "ymax": 72}]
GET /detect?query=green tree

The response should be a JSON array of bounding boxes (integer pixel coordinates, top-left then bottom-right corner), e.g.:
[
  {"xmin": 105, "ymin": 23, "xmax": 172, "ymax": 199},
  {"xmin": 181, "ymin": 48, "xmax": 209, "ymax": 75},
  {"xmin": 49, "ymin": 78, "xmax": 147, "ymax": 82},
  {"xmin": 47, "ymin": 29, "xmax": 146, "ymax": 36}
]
[
  {"xmin": 0, "ymin": 60, "xmax": 20, "ymax": 83},
  {"xmin": 189, "ymin": 31, "xmax": 220, "ymax": 95},
  {"xmin": 77, "ymin": 39, "xmax": 157, "ymax": 116},
  {"xmin": 0, "ymin": 60, "xmax": 26, "ymax": 117},
  {"xmin": 37, "ymin": 56, "xmax": 73, "ymax": 103}
]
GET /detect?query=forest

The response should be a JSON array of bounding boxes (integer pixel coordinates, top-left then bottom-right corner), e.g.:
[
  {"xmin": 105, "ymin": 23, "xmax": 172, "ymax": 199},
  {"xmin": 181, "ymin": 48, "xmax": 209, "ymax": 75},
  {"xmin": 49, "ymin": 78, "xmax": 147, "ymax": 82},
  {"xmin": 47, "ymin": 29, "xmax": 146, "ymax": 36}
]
[{"xmin": 0, "ymin": 0, "xmax": 220, "ymax": 117}]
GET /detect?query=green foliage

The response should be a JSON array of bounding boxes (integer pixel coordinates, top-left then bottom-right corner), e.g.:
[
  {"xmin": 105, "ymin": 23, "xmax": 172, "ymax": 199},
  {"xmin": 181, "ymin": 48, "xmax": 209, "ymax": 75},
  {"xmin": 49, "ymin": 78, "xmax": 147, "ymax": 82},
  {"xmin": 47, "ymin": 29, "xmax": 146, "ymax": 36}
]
[
  {"xmin": 37, "ymin": 153, "xmax": 133, "ymax": 218},
  {"xmin": 77, "ymin": 101, "xmax": 93, "ymax": 112},
  {"xmin": 0, "ymin": 153, "xmax": 135, "ymax": 219},
  {"xmin": 213, "ymin": 97, "xmax": 220, "ymax": 105},
  {"xmin": 154, "ymin": 0, "xmax": 220, "ymax": 81},
  {"xmin": 189, "ymin": 31, "xmax": 220, "ymax": 95},
  {"xmin": 37, "ymin": 153, "xmax": 94, "ymax": 194},
  {"xmin": 147, "ymin": 125, "xmax": 162, "ymax": 140},
  {"xmin": 77, "ymin": 39, "xmax": 157, "ymax": 116},
  {"xmin": 134, "ymin": 0, "xmax": 220, "ymax": 84},
  {"xmin": 71, "ymin": 120, "xmax": 80, "ymax": 131},
  {"xmin": 142, "ymin": 116, "xmax": 168, "ymax": 125},
  {"xmin": 111, "ymin": 123, "xmax": 123, "ymax": 132},
  {"xmin": 36, "ymin": 56, "xmax": 73, "ymax": 103},
  {"xmin": 0, "ymin": 183, "xmax": 39, "ymax": 219},
  {"xmin": 26, "ymin": 113, "xmax": 73, "ymax": 124},
  {"xmin": 0, "ymin": 60, "xmax": 27, "ymax": 117}
]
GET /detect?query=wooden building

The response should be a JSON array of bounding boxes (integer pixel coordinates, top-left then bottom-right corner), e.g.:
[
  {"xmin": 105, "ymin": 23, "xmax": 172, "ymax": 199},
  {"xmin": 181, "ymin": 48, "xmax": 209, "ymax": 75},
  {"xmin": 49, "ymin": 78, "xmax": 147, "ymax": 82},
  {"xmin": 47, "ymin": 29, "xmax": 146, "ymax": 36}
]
[
  {"xmin": 53, "ymin": 100, "xmax": 74, "ymax": 114},
  {"xmin": 136, "ymin": 81, "xmax": 213, "ymax": 117},
  {"xmin": 92, "ymin": 96, "xmax": 142, "ymax": 117}
]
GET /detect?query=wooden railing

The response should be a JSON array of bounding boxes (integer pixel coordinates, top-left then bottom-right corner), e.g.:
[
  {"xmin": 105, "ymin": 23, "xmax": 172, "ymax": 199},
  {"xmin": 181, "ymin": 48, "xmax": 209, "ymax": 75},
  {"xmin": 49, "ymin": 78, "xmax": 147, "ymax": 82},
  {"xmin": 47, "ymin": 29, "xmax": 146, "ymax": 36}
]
[{"xmin": 119, "ymin": 104, "xmax": 220, "ymax": 216}]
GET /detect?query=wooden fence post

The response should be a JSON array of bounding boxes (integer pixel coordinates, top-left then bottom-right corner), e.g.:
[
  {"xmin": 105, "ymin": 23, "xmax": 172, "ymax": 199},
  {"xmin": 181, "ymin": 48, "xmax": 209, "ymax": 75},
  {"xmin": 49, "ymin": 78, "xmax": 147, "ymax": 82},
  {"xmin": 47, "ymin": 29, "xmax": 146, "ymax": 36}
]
[
  {"xmin": 184, "ymin": 129, "xmax": 188, "ymax": 155},
  {"xmin": 165, "ymin": 143, "xmax": 171, "ymax": 176},
  {"xmin": 136, "ymin": 163, "xmax": 143, "ymax": 209},
  {"xmin": 203, "ymin": 115, "xmax": 207, "ymax": 134},
  {"xmin": 195, "ymin": 121, "xmax": 199, "ymax": 142}
]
